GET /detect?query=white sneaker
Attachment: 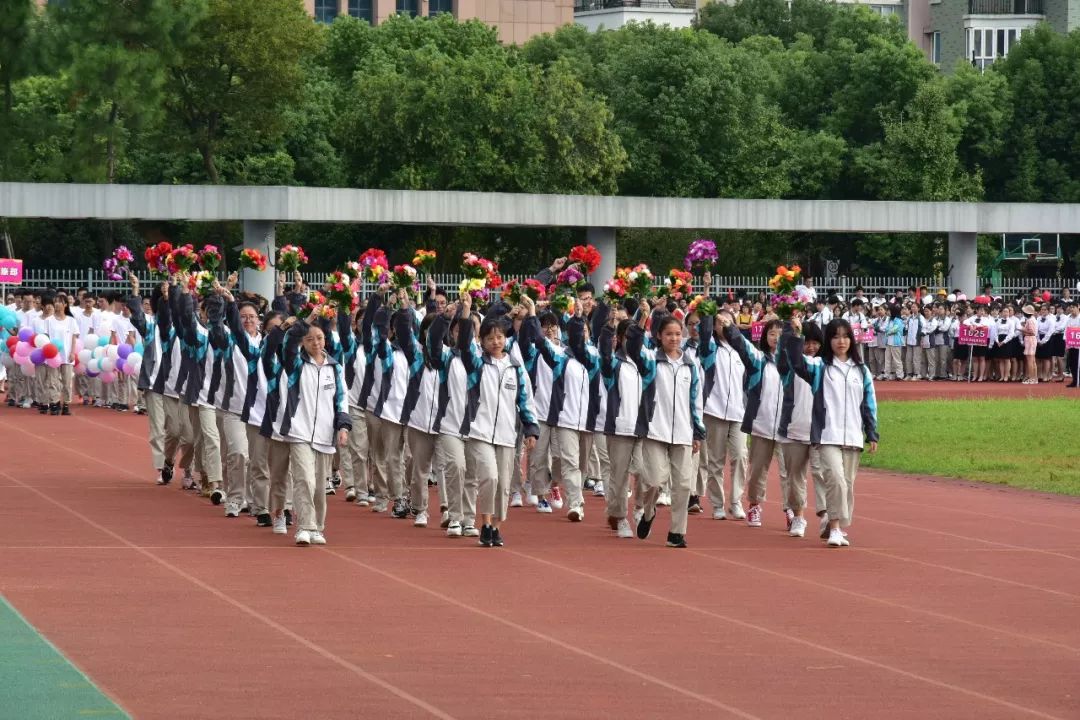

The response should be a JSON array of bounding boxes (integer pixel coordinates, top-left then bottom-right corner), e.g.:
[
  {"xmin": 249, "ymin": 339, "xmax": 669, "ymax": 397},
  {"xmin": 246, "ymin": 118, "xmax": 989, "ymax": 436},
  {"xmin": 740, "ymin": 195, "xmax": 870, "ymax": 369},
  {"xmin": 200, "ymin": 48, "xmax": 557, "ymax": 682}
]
[
  {"xmin": 272, "ymin": 514, "xmax": 287, "ymax": 534},
  {"xmin": 536, "ymin": 499, "xmax": 552, "ymax": 513},
  {"xmin": 345, "ymin": 488, "xmax": 357, "ymax": 502},
  {"xmin": 414, "ymin": 511, "xmax": 428, "ymax": 527},
  {"xmin": 310, "ymin": 531, "xmax": 326, "ymax": 545},
  {"xmin": 224, "ymin": 502, "xmax": 240, "ymax": 518},
  {"xmin": 593, "ymin": 481, "xmax": 605, "ymax": 497},
  {"xmin": 747, "ymin": 504, "xmax": 763, "ymax": 527},
  {"xmin": 728, "ymin": 503, "xmax": 746, "ymax": 520},
  {"xmin": 712, "ymin": 507, "xmax": 726, "ymax": 520},
  {"xmin": 527, "ymin": 494, "xmax": 539, "ymax": 506},
  {"xmin": 463, "ymin": 525, "xmax": 480, "ymax": 538},
  {"xmin": 509, "ymin": 492, "xmax": 523, "ymax": 508},
  {"xmin": 365, "ymin": 493, "xmax": 376, "ymax": 505},
  {"xmin": 657, "ymin": 492, "xmax": 671, "ymax": 507},
  {"xmin": 446, "ymin": 521, "xmax": 463, "ymax": 537},
  {"xmin": 567, "ymin": 505, "xmax": 584, "ymax": 522},
  {"xmin": 549, "ymin": 488, "xmax": 564, "ymax": 510},
  {"xmin": 357, "ymin": 494, "xmax": 370, "ymax": 507},
  {"xmin": 440, "ymin": 510, "xmax": 451, "ymax": 528},
  {"xmin": 324, "ymin": 479, "xmax": 336, "ymax": 496},
  {"xmin": 633, "ymin": 508, "xmax": 644, "ymax": 524},
  {"xmin": 372, "ymin": 498, "xmax": 388, "ymax": 513},
  {"xmin": 789, "ymin": 517, "xmax": 807, "ymax": 538},
  {"xmin": 616, "ymin": 518, "xmax": 633, "ymax": 539},
  {"xmin": 827, "ymin": 528, "xmax": 849, "ymax": 547},
  {"xmin": 295, "ymin": 530, "xmax": 312, "ymax": 546}
]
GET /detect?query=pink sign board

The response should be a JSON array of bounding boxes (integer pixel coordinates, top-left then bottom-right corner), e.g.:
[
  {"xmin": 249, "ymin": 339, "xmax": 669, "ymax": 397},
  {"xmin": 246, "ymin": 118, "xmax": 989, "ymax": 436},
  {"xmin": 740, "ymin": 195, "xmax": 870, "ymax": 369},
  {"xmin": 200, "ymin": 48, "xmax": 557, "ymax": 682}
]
[
  {"xmin": 958, "ymin": 323, "xmax": 991, "ymax": 347},
  {"xmin": 750, "ymin": 321, "xmax": 764, "ymax": 342},
  {"xmin": 1066, "ymin": 326, "xmax": 1080, "ymax": 349},
  {"xmin": 852, "ymin": 323, "xmax": 875, "ymax": 343},
  {"xmin": 0, "ymin": 259, "xmax": 23, "ymax": 284}
]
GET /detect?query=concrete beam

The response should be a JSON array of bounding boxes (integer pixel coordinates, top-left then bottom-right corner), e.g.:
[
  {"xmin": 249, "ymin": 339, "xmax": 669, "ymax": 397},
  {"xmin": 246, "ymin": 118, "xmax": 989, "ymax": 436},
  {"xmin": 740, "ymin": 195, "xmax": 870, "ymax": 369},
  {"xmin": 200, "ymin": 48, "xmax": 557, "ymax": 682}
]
[
  {"xmin": 948, "ymin": 232, "xmax": 978, "ymax": 297},
  {"xmin": 587, "ymin": 227, "xmax": 617, "ymax": 287},
  {"xmin": 4, "ymin": 182, "xmax": 1080, "ymax": 234},
  {"xmin": 242, "ymin": 221, "xmax": 276, "ymax": 301}
]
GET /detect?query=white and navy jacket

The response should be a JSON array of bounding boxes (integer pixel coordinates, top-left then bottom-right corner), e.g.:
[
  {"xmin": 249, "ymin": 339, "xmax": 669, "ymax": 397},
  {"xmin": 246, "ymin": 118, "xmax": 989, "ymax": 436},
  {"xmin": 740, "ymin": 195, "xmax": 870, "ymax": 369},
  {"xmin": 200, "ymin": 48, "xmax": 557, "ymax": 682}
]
[
  {"xmin": 723, "ymin": 324, "xmax": 783, "ymax": 441},
  {"xmin": 696, "ymin": 315, "xmax": 747, "ymax": 424},
  {"xmin": 272, "ymin": 321, "xmax": 352, "ymax": 453},
  {"xmin": 781, "ymin": 334, "xmax": 879, "ymax": 449},
  {"xmin": 210, "ymin": 300, "xmax": 264, "ymax": 416},
  {"xmin": 456, "ymin": 316, "xmax": 540, "ymax": 448},
  {"xmin": 624, "ymin": 322, "xmax": 706, "ymax": 447},
  {"xmin": 597, "ymin": 322, "xmax": 643, "ymax": 438},
  {"xmin": 521, "ymin": 314, "xmax": 601, "ymax": 433}
]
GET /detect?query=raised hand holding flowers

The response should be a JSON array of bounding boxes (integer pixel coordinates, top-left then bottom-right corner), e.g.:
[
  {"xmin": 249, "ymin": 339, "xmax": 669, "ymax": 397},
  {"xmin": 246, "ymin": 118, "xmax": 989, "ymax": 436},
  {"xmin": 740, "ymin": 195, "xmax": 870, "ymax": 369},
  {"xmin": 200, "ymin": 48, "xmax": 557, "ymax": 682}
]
[
  {"xmin": 103, "ymin": 246, "xmax": 133, "ymax": 282},
  {"xmin": 325, "ymin": 270, "xmax": 357, "ymax": 313},
  {"xmin": 198, "ymin": 245, "xmax": 222, "ymax": 272},
  {"xmin": 359, "ymin": 248, "xmax": 389, "ymax": 284},
  {"xmin": 618, "ymin": 264, "xmax": 655, "ymax": 299},
  {"xmin": 567, "ymin": 244, "xmax": 602, "ymax": 275},
  {"xmin": 502, "ymin": 278, "xmax": 547, "ymax": 305},
  {"xmin": 167, "ymin": 244, "xmax": 197, "ymax": 274},
  {"xmin": 768, "ymin": 264, "xmax": 807, "ymax": 321},
  {"xmin": 238, "ymin": 248, "xmax": 268, "ymax": 272},
  {"xmin": 144, "ymin": 241, "xmax": 174, "ymax": 277},
  {"xmin": 684, "ymin": 238, "xmax": 718, "ymax": 274},
  {"xmin": 391, "ymin": 264, "xmax": 419, "ymax": 293},
  {"xmin": 412, "ymin": 249, "xmax": 437, "ymax": 274}
]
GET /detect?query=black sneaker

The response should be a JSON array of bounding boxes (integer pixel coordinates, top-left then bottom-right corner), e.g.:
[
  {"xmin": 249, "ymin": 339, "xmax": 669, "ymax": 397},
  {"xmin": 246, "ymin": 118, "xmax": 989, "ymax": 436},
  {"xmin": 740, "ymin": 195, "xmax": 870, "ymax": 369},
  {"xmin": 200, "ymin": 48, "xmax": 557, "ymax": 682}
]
[
  {"xmin": 331, "ymin": 473, "xmax": 342, "ymax": 488},
  {"xmin": 6, "ymin": 398, "xmax": 14, "ymax": 407},
  {"xmin": 49, "ymin": 403, "xmax": 60, "ymax": 416},
  {"xmin": 391, "ymin": 499, "xmax": 409, "ymax": 518},
  {"xmin": 666, "ymin": 532, "xmax": 687, "ymax": 548},
  {"xmin": 160, "ymin": 463, "xmax": 174, "ymax": 485},
  {"xmin": 256, "ymin": 513, "xmax": 272, "ymax": 527},
  {"xmin": 210, "ymin": 488, "xmax": 225, "ymax": 506},
  {"xmin": 284, "ymin": 509, "xmax": 293, "ymax": 526},
  {"xmin": 636, "ymin": 513, "xmax": 654, "ymax": 540},
  {"xmin": 687, "ymin": 495, "xmax": 702, "ymax": 514},
  {"xmin": 584, "ymin": 478, "xmax": 596, "ymax": 490},
  {"xmin": 490, "ymin": 527, "xmax": 504, "ymax": 547},
  {"xmin": 478, "ymin": 524, "xmax": 493, "ymax": 547},
  {"xmin": 60, "ymin": 404, "xmax": 71, "ymax": 416},
  {"xmin": 39, "ymin": 404, "xmax": 48, "ymax": 414}
]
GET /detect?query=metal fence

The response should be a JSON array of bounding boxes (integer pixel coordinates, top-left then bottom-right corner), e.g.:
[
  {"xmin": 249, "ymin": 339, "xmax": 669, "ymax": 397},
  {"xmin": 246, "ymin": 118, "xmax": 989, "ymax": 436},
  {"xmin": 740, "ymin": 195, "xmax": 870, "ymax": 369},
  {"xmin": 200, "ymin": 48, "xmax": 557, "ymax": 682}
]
[{"xmin": 6, "ymin": 268, "xmax": 1078, "ymax": 300}]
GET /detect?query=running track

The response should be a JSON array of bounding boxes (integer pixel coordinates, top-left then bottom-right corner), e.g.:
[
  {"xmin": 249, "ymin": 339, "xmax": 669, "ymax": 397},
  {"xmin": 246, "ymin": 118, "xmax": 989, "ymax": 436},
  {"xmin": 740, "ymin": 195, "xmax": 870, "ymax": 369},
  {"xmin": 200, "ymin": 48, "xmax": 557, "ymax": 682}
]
[{"xmin": 0, "ymin": 384, "xmax": 1077, "ymax": 719}]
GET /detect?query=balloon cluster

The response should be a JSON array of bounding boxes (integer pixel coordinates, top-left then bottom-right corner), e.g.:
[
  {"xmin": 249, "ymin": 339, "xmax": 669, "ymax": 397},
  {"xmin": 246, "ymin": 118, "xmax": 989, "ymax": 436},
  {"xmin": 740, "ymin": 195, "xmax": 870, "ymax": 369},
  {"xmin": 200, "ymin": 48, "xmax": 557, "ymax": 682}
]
[
  {"xmin": 72, "ymin": 334, "xmax": 143, "ymax": 384},
  {"xmin": 2, "ymin": 328, "xmax": 64, "ymax": 376}
]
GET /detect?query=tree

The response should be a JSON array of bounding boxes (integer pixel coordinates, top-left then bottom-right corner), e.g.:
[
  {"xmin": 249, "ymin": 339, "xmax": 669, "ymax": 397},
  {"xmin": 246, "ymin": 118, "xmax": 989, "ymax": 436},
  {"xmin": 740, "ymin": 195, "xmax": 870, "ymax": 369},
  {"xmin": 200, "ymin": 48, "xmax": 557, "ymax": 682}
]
[
  {"xmin": 0, "ymin": 0, "xmax": 33, "ymax": 114},
  {"xmin": 164, "ymin": 0, "xmax": 322, "ymax": 184}
]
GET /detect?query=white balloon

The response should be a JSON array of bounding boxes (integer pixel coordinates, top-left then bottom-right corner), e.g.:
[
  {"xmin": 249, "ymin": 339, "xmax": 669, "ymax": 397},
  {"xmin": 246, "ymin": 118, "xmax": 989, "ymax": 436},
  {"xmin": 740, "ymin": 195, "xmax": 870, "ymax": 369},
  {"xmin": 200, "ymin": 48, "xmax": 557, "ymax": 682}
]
[
  {"xmin": 84, "ymin": 334, "xmax": 99, "ymax": 348},
  {"xmin": 92, "ymin": 346, "xmax": 107, "ymax": 359},
  {"xmin": 105, "ymin": 345, "xmax": 119, "ymax": 359},
  {"xmin": 33, "ymin": 334, "xmax": 49, "ymax": 349},
  {"xmin": 100, "ymin": 357, "xmax": 116, "ymax": 373},
  {"xmin": 78, "ymin": 349, "xmax": 93, "ymax": 365}
]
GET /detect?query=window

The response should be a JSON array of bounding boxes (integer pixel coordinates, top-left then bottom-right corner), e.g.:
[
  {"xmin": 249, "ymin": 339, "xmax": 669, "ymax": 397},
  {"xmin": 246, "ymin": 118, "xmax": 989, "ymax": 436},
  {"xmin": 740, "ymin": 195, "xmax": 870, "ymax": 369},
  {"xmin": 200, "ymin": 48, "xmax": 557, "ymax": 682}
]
[
  {"xmin": 968, "ymin": 26, "xmax": 1023, "ymax": 69},
  {"xmin": 429, "ymin": 0, "xmax": 453, "ymax": 15},
  {"xmin": 869, "ymin": 4, "xmax": 900, "ymax": 16},
  {"xmin": 932, "ymin": 31, "xmax": 941, "ymax": 64},
  {"xmin": 397, "ymin": 0, "xmax": 419, "ymax": 16},
  {"xmin": 314, "ymin": 0, "xmax": 338, "ymax": 23},
  {"xmin": 349, "ymin": 0, "xmax": 373, "ymax": 22}
]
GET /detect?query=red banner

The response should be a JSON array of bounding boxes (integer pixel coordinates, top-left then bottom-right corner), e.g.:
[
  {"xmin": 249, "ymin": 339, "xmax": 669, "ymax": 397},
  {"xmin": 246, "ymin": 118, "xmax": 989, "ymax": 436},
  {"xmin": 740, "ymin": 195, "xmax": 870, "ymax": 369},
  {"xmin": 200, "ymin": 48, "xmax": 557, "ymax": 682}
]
[{"xmin": 958, "ymin": 323, "xmax": 991, "ymax": 347}]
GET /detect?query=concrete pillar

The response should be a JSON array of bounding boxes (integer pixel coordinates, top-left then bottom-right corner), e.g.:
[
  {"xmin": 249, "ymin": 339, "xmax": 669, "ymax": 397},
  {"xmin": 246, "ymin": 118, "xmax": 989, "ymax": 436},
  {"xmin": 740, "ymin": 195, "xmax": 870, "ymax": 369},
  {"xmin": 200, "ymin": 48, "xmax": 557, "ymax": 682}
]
[
  {"xmin": 587, "ymin": 226, "xmax": 617, "ymax": 287},
  {"xmin": 948, "ymin": 231, "xmax": 978, "ymax": 297},
  {"xmin": 242, "ymin": 220, "xmax": 276, "ymax": 302}
]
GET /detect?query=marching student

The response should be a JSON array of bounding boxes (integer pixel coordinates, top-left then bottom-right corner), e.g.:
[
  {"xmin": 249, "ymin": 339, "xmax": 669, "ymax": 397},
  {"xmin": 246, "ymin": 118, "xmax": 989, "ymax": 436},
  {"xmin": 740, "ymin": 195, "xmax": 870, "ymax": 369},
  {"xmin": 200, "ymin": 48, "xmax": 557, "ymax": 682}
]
[
  {"xmin": 695, "ymin": 308, "xmax": 748, "ymax": 520},
  {"xmin": 399, "ymin": 308, "xmax": 442, "ymax": 528},
  {"xmin": 43, "ymin": 293, "xmax": 79, "ymax": 416},
  {"xmin": 457, "ymin": 293, "xmax": 540, "ymax": 547},
  {"xmin": 274, "ymin": 313, "xmax": 352, "ymax": 546},
  {"xmin": 338, "ymin": 297, "xmax": 374, "ymax": 507},
  {"xmin": 73, "ymin": 294, "xmax": 99, "ymax": 404},
  {"xmin": 783, "ymin": 317, "xmax": 879, "ymax": 548},
  {"xmin": 625, "ymin": 301, "xmax": 706, "ymax": 549}
]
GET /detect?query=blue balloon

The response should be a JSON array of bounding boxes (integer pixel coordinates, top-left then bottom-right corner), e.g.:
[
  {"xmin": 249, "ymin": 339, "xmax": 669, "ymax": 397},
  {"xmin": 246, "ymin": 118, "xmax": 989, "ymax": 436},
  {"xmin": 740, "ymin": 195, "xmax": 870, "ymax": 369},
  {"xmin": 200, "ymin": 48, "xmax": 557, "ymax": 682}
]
[
  {"xmin": 98, "ymin": 336, "xmax": 109, "ymax": 347},
  {"xmin": 0, "ymin": 306, "xmax": 16, "ymax": 332},
  {"xmin": 51, "ymin": 338, "xmax": 65, "ymax": 352}
]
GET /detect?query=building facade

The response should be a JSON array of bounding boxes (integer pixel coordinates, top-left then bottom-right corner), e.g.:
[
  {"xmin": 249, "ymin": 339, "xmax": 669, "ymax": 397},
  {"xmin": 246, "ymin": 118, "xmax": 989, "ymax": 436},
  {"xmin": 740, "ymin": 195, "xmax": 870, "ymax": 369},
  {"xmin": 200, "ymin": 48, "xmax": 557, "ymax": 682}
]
[
  {"xmin": 928, "ymin": 0, "xmax": 1079, "ymax": 70},
  {"xmin": 303, "ymin": 0, "xmax": 572, "ymax": 44},
  {"xmin": 573, "ymin": 0, "xmax": 697, "ymax": 32}
]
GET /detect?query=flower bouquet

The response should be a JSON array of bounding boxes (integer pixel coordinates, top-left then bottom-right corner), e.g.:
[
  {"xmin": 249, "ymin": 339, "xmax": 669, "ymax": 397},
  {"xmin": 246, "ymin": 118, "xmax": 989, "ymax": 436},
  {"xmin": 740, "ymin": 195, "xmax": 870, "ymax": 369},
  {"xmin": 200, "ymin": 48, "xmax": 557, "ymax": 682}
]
[
  {"xmin": 688, "ymin": 295, "xmax": 718, "ymax": 317},
  {"xmin": 555, "ymin": 265, "xmax": 586, "ymax": 292},
  {"xmin": 277, "ymin": 244, "xmax": 309, "ymax": 274},
  {"xmin": 767, "ymin": 264, "xmax": 808, "ymax": 321},
  {"xmin": 103, "ymin": 246, "xmax": 134, "ymax": 281},
  {"xmin": 618, "ymin": 264, "xmax": 655, "ymax": 299},
  {"xmin": 198, "ymin": 244, "xmax": 222, "ymax": 272},
  {"xmin": 568, "ymin": 244, "xmax": 601, "ymax": 275},
  {"xmin": 460, "ymin": 253, "xmax": 501, "ymax": 301},
  {"xmin": 391, "ymin": 264, "xmax": 419, "ymax": 293},
  {"xmin": 167, "ymin": 244, "xmax": 198, "ymax": 274},
  {"xmin": 325, "ymin": 270, "xmax": 356, "ymax": 313},
  {"xmin": 238, "ymin": 248, "xmax": 268, "ymax": 272},
  {"xmin": 684, "ymin": 238, "xmax": 718, "ymax": 274},
  {"xmin": 502, "ymin": 278, "xmax": 547, "ymax": 305},
  {"xmin": 144, "ymin": 241, "xmax": 174, "ymax": 277},
  {"xmin": 341, "ymin": 260, "xmax": 362, "ymax": 283},
  {"xmin": 412, "ymin": 249, "xmax": 437, "ymax": 274},
  {"xmin": 297, "ymin": 290, "xmax": 334, "ymax": 320},
  {"xmin": 359, "ymin": 248, "xmax": 389, "ymax": 284},
  {"xmin": 603, "ymin": 276, "xmax": 628, "ymax": 303},
  {"xmin": 188, "ymin": 270, "xmax": 216, "ymax": 297},
  {"xmin": 659, "ymin": 269, "xmax": 693, "ymax": 300},
  {"xmin": 549, "ymin": 292, "xmax": 576, "ymax": 315},
  {"xmin": 459, "ymin": 277, "xmax": 489, "ymax": 303}
]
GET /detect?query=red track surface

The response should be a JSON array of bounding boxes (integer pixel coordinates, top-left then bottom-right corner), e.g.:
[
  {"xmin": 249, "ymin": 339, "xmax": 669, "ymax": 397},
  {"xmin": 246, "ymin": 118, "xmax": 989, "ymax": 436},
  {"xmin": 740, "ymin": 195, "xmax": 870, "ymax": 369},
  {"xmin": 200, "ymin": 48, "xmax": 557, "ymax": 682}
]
[
  {"xmin": 1, "ymin": 394, "xmax": 1078, "ymax": 720},
  {"xmin": 875, "ymin": 378, "xmax": 1076, "ymax": 401}
]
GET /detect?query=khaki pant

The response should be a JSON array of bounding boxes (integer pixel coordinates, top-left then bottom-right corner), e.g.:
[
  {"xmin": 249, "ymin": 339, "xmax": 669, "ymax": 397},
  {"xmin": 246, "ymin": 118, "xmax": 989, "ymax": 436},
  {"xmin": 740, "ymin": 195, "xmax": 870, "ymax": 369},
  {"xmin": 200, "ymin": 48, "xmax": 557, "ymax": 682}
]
[
  {"xmin": 746, "ymin": 435, "xmax": 780, "ymax": 506},
  {"xmin": 640, "ymin": 439, "xmax": 694, "ymax": 535},
  {"xmin": 246, "ymin": 424, "xmax": 271, "ymax": 515},
  {"xmin": 884, "ymin": 346, "xmax": 902, "ymax": 378},
  {"xmin": 40, "ymin": 365, "xmax": 62, "ymax": 404},
  {"xmin": 217, "ymin": 410, "xmax": 249, "ymax": 507},
  {"xmin": 703, "ymin": 416, "xmax": 747, "ymax": 512},
  {"xmin": 510, "ymin": 430, "xmax": 526, "ymax": 496},
  {"xmin": 553, "ymin": 427, "xmax": 590, "ymax": 511},
  {"xmin": 466, "ymin": 438, "xmax": 514, "ymax": 522},
  {"xmin": 189, "ymin": 404, "xmax": 222, "ymax": 487},
  {"xmin": 919, "ymin": 347, "xmax": 934, "ymax": 378},
  {"xmin": 407, "ymin": 427, "xmax": 437, "ymax": 514},
  {"xmin": 368, "ymin": 414, "xmax": 406, "ymax": 502},
  {"xmin": 339, "ymin": 406, "xmax": 369, "ymax": 494},
  {"xmin": 780, "ymin": 442, "xmax": 812, "ymax": 512},
  {"xmin": 818, "ymin": 444, "xmax": 861, "ymax": 528},
  {"xmin": 163, "ymin": 395, "xmax": 195, "ymax": 471},
  {"xmin": 527, "ymin": 423, "xmax": 559, "ymax": 497},
  {"xmin": 12, "ymin": 363, "xmax": 30, "ymax": 402},
  {"xmin": 903, "ymin": 345, "xmax": 916, "ymax": 377},
  {"xmin": 145, "ymin": 391, "xmax": 167, "ymax": 470},
  {"xmin": 936, "ymin": 344, "xmax": 951, "ymax": 378},
  {"xmin": 604, "ymin": 434, "xmax": 640, "ymax": 520},
  {"xmin": 438, "ymin": 433, "xmax": 475, "ymax": 526},
  {"xmin": 268, "ymin": 437, "xmax": 295, "ymax": 515},
  {"xmin": 289, "ymin": 442, "xmax": 331, "ymax": 533},
  {"xmin": 587, "ymin": 433, "xmax": 610, "ymax": 483}
]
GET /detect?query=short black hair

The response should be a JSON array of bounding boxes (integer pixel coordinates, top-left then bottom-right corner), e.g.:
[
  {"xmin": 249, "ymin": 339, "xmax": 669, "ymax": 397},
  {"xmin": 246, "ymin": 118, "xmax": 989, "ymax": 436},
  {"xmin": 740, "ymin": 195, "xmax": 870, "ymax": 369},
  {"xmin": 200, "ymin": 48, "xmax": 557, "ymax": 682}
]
[{"xmin": 578, "ymin": 283, "xmax": 595, "ymax": 295}]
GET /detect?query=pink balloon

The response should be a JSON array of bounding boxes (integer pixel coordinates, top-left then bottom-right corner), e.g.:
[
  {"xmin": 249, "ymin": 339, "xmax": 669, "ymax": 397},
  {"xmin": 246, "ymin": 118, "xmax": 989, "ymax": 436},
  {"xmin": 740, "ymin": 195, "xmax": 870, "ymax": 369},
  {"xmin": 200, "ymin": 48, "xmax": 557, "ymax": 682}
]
[
  {"xmin": 21, "ymin": 362, "xmax": 36, "ymax": 376},
  {"xmin": 45, "ymin": 355, "xmax": 63, "ymax": 369},
  {"xmin": 99, "ymin": 370, "xmax": 116, "ymax": 384},
  {"xmin": 15, "ymin": 342, "xmax": 31, "ymax": 357}
]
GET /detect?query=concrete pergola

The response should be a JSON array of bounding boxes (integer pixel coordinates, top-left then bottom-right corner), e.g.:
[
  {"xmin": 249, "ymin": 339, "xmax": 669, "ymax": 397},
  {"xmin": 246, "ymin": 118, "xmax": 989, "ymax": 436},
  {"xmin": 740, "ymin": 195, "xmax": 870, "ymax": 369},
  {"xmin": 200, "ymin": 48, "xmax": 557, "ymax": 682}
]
[{"xmin": 4, "ymin": 181, "xmax": 1079, "ymax": 300}]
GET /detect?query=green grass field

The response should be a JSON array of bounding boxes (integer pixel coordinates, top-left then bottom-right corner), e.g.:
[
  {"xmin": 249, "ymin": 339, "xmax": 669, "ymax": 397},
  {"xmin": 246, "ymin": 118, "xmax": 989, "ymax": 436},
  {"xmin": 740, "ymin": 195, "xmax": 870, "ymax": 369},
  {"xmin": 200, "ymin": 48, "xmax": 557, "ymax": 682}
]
[{"xmin": 862, "ymin": 398, "xmax": 1080, "ymax": 496}]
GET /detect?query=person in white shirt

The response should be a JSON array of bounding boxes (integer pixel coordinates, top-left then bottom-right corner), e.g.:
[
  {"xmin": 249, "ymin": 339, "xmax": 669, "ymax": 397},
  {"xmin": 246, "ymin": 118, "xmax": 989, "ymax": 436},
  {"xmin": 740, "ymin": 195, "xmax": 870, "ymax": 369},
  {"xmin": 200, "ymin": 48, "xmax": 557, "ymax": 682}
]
[
  {"xmin": 44, "ymin": 293, "xmax": 80, "ymax": 415},
  {"xmin": 795, "ymin": 277, "xmax": 817, "ymax": 304},
  {"xmin": 1064, "ymin": 303, "xmax": 1080, "ymax": 388}
]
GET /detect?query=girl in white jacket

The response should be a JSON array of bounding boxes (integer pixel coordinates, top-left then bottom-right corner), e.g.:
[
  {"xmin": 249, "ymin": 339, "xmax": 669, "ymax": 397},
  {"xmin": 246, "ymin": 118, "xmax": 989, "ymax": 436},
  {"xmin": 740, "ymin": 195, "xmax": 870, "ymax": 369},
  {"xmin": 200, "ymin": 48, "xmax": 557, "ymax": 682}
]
[
  {"xmin": 783, "ymin": 316, "xmax": 879, "ymax": 548},
  {"xmin": 624, "ymin": 302, "xmax": 706, "ymax": 549}
]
